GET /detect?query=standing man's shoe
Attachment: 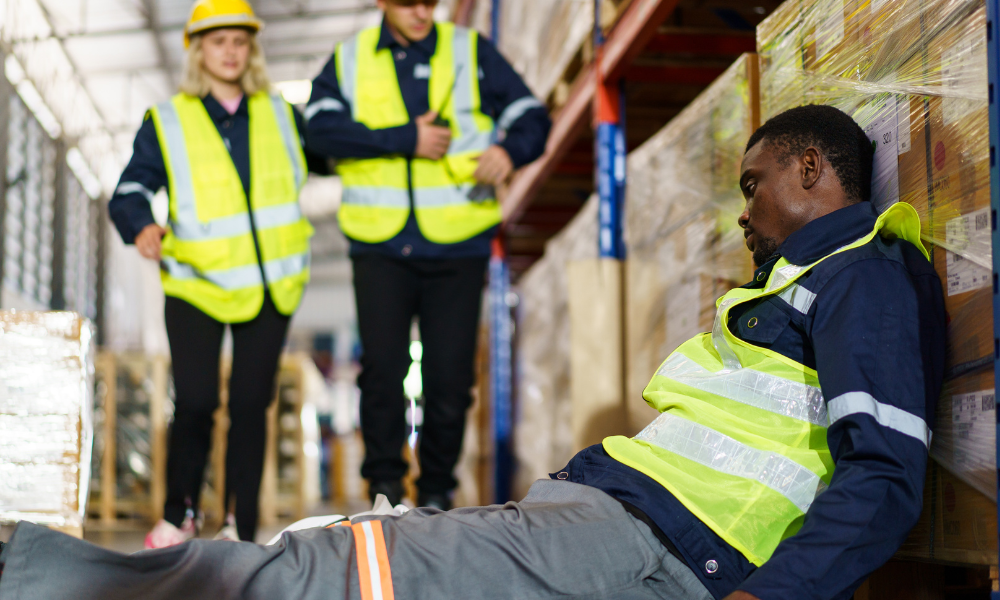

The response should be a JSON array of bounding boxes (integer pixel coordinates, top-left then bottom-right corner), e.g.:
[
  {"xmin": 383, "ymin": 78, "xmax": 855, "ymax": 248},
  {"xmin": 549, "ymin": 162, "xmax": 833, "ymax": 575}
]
[
  {"xmin": 417, "ymin": 492, "xmax": 452, "ymax": 511},
  {"xmin": 368, "ymin": 480, "xmax": 404, "ymax": 507}
]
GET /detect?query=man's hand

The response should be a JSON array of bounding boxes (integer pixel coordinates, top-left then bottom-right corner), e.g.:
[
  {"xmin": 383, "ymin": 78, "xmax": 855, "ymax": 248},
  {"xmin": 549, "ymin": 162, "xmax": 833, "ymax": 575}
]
[
  {"xmin": 473, "ymin": 145, "xmax": 514, "ymax": 186},
  {"xmin": 414, "ymin": 111, "xmax": 452, "ymax": 160},
  {"xmin": 723, "ymin": 591, "xmax": 761, "ymax": 600},
  {"xmin": 135, "ymin": 224, "xmax": 166, "ymax": 261}
]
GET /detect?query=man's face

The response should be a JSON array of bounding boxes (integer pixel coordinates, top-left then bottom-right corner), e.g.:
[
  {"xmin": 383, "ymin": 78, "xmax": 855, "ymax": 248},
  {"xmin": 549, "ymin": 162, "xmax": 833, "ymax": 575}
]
[
  {"xmin": 378, "ymin": 0, "xmax": 438, "ymax": 42},
  {"xmin": 738, "ymin": 140, "xmax": 817, "ymax": 267}
]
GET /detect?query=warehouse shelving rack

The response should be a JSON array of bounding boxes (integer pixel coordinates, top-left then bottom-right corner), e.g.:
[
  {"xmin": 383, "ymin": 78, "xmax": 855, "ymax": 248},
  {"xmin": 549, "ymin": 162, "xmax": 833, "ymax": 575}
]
[{"xmin": 987, "ymin": 0, "xmax": 1000, "ymax": 596}]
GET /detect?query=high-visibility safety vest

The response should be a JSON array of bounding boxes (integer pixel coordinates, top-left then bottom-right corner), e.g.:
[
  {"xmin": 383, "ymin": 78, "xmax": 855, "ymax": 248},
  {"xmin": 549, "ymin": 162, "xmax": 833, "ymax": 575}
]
[
  {"xmin": 334, "ymin": 22, "xmax": 501, "ymax": 244},
  {"xmin": 148, "ymin": 92, "xmax": 313, "ymax": 323},
  {"xmin": 604, "ymin": 202, "xmax": 927, "ymax": 567}
]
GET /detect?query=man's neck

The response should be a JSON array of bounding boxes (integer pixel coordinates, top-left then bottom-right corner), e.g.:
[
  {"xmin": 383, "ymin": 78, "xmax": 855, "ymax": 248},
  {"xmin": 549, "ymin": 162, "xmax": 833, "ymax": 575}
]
[{"xmin": 386, "ymin": 21, "xmax": 412, "ymax": 47}]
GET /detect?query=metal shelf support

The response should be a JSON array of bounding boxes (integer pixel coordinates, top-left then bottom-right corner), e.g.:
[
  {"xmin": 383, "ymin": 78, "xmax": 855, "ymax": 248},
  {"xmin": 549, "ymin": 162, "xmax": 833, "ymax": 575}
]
[{"xmin": 987, "ymin": 0, "xmax": 1000, "ymax": 596}]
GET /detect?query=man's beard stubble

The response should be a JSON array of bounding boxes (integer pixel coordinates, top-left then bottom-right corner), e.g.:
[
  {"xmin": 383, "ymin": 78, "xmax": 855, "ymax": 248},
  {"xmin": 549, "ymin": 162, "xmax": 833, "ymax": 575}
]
[{"xmin": 752, "ymin": 236, "xmax": 780, "ymax": 268}]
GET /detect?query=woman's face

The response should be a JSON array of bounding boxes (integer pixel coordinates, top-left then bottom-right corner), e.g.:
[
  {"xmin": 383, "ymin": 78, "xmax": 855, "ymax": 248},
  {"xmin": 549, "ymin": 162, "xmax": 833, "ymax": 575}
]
[{"xmin": 200, "ymin": 28, "xmax": 252, "ymax": 84}]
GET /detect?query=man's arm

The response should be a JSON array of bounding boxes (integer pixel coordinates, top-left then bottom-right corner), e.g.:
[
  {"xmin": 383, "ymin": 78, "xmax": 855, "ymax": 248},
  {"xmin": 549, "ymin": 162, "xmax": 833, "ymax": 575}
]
[
  {"xmin": 737, "ymin": 257, "xmax": 945, "ymax": 600},
  {"xmin": 108, "ymin": 116, "xmax": 164, "ymax": 246},
  {"xmin": 477, "ymin": 36, "xmax": 551, "ymax": 168},
  {"xmin": 304, "ymin": 53, "xmax": 419, "ymax": 160},
  {"xmin": 292, "ymin": 105, "xmax": 331, "ymax": 175}
]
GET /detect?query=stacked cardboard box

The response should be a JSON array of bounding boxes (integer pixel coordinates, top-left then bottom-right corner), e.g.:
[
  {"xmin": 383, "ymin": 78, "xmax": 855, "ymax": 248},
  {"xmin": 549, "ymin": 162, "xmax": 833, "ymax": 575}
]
[
  {"xmin": 513, "ymin": 197, "xmax": 598, "ymax": 499},
  {"xmin": 758, "ymin": 0, "xmax": 994, "ymax": 562},
  {"xmin": 0, "ymin": 311, "xmax": 95, "ymax": 537},
  {"xmin": 623, "ymin": 54, "xmax": 759, "ymax": 434}
]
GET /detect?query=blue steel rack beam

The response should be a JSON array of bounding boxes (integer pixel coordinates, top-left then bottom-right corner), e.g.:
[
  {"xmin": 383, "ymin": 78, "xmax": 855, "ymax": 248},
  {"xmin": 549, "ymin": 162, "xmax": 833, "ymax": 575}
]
[
  {"xmin": 989, "ymin": 0, "xmax": 1000, "ymax": 597},
  {"xmin": 487, "ymin": 0, "xmax": 514, "ymax": 504}
]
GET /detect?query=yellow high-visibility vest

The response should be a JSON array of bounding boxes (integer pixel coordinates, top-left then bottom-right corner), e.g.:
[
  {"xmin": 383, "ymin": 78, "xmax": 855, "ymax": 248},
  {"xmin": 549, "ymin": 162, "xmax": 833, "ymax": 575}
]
[
  {"xmin": 149, "ymin": 92, "xmax": 313, "ymax": 323},
  {"xmin": 334, "ymin": 22, "xmax": 502, "ymax": 244},
  {"xmin": 604, "ymin": 202, "xmax": 929, "ymax": 566}
]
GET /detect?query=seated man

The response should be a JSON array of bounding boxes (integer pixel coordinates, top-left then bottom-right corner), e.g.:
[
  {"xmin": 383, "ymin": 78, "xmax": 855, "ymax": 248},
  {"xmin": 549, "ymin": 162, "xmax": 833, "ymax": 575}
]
[{"xmin": 0, "ymin": 104, "xmax": 944, "ymax": 600}]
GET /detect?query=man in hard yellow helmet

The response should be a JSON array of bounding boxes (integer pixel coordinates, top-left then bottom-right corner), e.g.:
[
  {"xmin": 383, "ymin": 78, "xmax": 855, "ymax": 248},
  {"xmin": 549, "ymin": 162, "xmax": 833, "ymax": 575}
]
[
  {"xmin": 0, "ymin": 106, "xmax": 944, "ymax": 600},
  {"xmin": 104, "ymin": 0, "xmax": 325, "ymax": 547},
  {"xmin": 304, "ymin": 0, "xmax": 551, "ymax": 511}
]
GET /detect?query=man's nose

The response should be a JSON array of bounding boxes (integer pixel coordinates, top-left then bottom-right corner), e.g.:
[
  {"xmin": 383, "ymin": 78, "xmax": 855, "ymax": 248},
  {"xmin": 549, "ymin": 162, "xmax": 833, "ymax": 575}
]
[{"xmin": 738, "ymin": 207, "xmax": 750, "ymax": 229}]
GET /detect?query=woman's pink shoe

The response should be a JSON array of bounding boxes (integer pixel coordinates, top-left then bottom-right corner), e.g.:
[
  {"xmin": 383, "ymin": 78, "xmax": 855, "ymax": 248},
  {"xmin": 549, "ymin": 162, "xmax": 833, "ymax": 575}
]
[{"xmin": 144, "ymin": 516, "xmax": 197, "ymax": 549}]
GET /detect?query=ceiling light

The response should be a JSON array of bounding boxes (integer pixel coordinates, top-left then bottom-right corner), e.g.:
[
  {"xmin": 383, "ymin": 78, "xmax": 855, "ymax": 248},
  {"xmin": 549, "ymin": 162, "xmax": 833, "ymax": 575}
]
[{"xmin": 276, "ymin": 79, "xmax": 313, "ymax": 106}]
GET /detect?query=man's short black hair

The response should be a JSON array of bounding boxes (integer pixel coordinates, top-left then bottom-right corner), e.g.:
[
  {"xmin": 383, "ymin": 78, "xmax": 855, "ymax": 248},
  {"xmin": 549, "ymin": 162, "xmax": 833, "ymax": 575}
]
[{"xmin": 744, "ymin": 105, "xmax": 874, "ymax": 204}]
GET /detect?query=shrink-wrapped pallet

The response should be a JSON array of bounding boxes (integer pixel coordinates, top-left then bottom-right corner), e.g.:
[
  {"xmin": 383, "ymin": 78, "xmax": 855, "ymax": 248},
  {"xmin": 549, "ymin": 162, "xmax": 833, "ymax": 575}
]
[
  {"xmin": 0, "ymin": 311, "xmax": 95, "ymax": 535},
  {"xmin": 757, "ymin": 0, "xmax": 994, "ymax": 563},
  {"xmin": 493, "ymin": 0, "xmax": 594, "ymax": 100},
  {"xmin": 513, "ymin": 197, "xmax": 598, "ymax": 498},
  {"xmin": 624, "ymin": 54, "xmax": 759, "ymax": 434}
]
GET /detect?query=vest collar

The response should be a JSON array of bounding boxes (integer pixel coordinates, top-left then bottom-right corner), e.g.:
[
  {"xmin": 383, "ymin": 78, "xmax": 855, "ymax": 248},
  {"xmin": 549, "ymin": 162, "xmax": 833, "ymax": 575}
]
[
  {"xmin": 778, "ymin": 201, "xmax": 879, "ymax": 266},
  {"xmin": 376, "ymin": 17, "xmax": 439, "ymax": 57}
]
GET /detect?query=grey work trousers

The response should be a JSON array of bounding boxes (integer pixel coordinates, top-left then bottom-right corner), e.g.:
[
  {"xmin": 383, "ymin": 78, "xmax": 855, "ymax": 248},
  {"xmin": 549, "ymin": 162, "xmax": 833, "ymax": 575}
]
[{"xmin": 0, "ymin": 481, "xmax": 712, "ymax": 600}]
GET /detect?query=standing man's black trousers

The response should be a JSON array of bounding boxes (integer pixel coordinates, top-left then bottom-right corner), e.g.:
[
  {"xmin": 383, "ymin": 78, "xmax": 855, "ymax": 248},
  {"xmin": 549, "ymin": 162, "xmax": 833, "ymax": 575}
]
[
  {"xmin": 352, "ymin": 254, "xmax": 488, "ymax": 496},
  {"xmin": 163, "ymin": 294, "xmax": 290, "ymax": 542}
]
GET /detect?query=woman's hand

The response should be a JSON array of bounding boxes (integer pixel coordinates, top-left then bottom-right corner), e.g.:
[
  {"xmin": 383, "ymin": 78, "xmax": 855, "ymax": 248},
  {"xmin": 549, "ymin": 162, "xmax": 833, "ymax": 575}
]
[
  {"xmin": 473, "ymin": 145, "xmax": 514, "ymax": 186},
  {"xmin": 135, "ymin": 224, "xmax": 166, "ymax": 261},
  {"xmin": 723, "ymin": 591, "xmax": 761, "ymax": 600}
]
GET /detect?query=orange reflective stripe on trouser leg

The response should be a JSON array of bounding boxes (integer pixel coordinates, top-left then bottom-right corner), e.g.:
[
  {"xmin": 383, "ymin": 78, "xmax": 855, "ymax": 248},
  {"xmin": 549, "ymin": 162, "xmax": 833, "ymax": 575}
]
[{"xmin": 351, "ymin": 520, "xmax": 395, "ymax": 600}]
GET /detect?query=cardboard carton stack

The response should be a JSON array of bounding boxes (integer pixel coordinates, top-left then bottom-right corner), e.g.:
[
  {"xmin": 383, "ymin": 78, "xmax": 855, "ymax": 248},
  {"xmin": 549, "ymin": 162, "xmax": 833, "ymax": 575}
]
[
  {"xmin": 623, "ymin": 54, "xmax": 760, "ymax": 434},
  {"xmin": 0, "ymin": 311, "xmax": 95, "ymax": 537},
  {"xmin": 757, "ymin": 0, "xmax": 994, "ymax": 564}
]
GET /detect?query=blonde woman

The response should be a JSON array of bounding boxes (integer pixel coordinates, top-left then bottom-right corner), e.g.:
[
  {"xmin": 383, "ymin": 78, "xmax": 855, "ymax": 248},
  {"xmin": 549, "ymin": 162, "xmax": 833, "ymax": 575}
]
[{"xmin": 108, "ymin": 0, "xmax": 320, "ymax": 548}]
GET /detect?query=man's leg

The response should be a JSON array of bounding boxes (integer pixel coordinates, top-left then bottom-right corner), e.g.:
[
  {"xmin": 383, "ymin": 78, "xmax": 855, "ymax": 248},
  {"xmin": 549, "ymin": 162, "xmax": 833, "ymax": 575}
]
[
  {"xmin": 0, "ymin": 482, "xmax": 712, "ymax": 600},
  {"xmin": 415, "ymin": 257, "xmax": 488, "ymax": 503},
  {"xmin": 163, "ymin": 297, "xmax": 226, "ymax": 526},
  {"xmin": 352, "ymin": 254, "xmax": 420, "ymax": 501},
  {"xmin": 227, "ymin": 294, "xmax": 292, "ymax": 541}
]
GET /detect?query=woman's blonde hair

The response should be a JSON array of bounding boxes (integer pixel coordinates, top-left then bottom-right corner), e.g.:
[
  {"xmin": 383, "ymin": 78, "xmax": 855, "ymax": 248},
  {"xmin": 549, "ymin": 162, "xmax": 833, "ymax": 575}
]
[{"xmin": 179, "ymin": 29, "xmax": 271, "ymax": 97}]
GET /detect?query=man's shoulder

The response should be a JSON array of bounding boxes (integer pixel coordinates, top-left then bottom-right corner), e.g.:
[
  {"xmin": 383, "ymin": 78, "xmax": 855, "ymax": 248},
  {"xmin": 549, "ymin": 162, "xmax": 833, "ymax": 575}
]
[{"xmin": 801, "ymin": 234, "xmax": 939, "ymax": 296}]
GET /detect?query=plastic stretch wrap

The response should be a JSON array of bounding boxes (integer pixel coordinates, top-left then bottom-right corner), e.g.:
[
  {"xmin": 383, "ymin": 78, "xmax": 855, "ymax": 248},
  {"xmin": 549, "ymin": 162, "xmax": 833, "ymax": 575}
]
[
  {"xmin": 497, "ymin": 0, "xmax": 593, "ymax": 100},
  {"xmin": 514, "ymin": 197, "xmax": 598, "ymax": 498},
  {"xmin": 0, "ymin": 311, "xmax": 94, "ymax": 530},
  {"xmin": 624, "ymin": 55, "xmax": 758, "ymax": 433},
  {"xmin": 757, "ymin": 0, "xmax": 994, "ymax": 503}
]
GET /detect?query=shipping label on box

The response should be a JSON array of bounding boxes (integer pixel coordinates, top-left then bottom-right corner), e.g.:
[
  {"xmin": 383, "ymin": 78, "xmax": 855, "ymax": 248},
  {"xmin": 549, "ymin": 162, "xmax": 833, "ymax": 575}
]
[
  {"xmin": 860, "ymin": 94, "xmax": 901, "ymax": 212},
  {"xmin": 950, "ymin": 388, "xmax": 995, "ymax": 470},
  {"xmin": 945, "ymin": 208, "xmax": 992, "ymax": 296},
  {"xmin": 942, "ymin": 35, "xmax": 986, "ymax": 127}
]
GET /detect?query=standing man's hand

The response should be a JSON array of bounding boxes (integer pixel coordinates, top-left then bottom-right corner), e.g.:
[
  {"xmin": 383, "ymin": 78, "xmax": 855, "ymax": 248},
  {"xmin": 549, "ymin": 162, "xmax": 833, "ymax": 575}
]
[
  {"xmin": 723, "ymin": 592, "xmax": 761, "ymax": 600},
  {"xmin": 473, "ymin": 145, "xmax": 514, "ymax": 186},
  {"xmin": 135, "ymin": 224, "xmax": 166, "ymax": 261},
  {"xmin": 415, "ymin": 111, "xmax": 452, "ymax": 160}
]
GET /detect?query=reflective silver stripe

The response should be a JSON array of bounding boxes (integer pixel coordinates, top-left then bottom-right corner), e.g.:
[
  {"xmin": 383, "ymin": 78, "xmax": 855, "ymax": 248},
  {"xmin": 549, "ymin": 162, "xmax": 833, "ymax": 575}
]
[
  {"xmin": 269, "ymin": 94, "xmax": 305, "ymax": 190},
  {"xmin": 155, "ymin": 100, "xmax": 199, "ymax": 227},
  {"xmin": 636, "ymin": 412, "xmax": 824, "ymax": 513},
  {"xmin": 263, "ymin": 252, "xmax": 309, "ymax": 282},
  {"xmin": 341, "ymin": 187, "xmax": 410, "ymax": 209},
  {"xmin": 765, "ymin": 263, "xmax": 806, "ymax": 292},
  {"xmin": 172, "ymin": 212, "xmax": 252, "ymax": 241},
  {"xmin": 338, "ymin": 37, "xmax": 359, "ymax": 116},
  {"xmin": 497, "ymin": 96, "xmax": 544, "ymax": 132},
  {"xmin": 304, "ymin": 97, "xmax": 345, "ymax": 120},
  {"xmin": 115, "ymin": 181, "xmax": 155, "ymax": 202},
  {"xmin": 414, "ymin": 185, "xmax": 493, "ymax": 208},
  {"xmin": 656, "ymin": 353, "xmax": 827, "ymax": 426},
  {"xmin": 160, "ymin": 257, "xmax": 262, "ymax": 289},
  {"xmin": 712, "ymin": 297, "xmax": 743, "ymax": 371},
  {"xmin": 360, "ymin": 521, "xmax": 385, "ymax": 600},
  {"xmin": 449, "ymin": 130, "xmax": 493, "ymax": 155},
  {"xmin": 828, "ymin": 391, "xmax": 932, "ymax": 447},
  {"xmin": 776, "ymin": 283, "xmax": 817, "ymax": 315},
  {"xmin": 451, "ymin": 26, "xmax": 479, "ymax": 138},
  {"xmin": 254, "ymin": 203, "xmax": 307, "ymax": 231}
]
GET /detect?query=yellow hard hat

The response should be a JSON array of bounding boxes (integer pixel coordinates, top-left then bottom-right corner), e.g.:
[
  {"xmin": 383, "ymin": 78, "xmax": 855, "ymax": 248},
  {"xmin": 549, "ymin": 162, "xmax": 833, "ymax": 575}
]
[{"xmin": 184, "ymin": 0, "xmax": 263, "ymax": 48}]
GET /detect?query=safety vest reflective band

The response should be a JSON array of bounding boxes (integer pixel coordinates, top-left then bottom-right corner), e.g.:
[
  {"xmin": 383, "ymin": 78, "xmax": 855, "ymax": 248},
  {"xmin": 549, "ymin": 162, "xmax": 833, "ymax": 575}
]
[
  {"xmin": 348, "ymin": 520, "xmax": 395, "ymax": 600},
  {"xmin": 149, "ymin": 92, "xmax": 312, "ymax": 323},
  {"xmin": 334, "ymin": 22, "xmax": 501, "ymax": 244},
  {"xmin": 603, "ymin": 202, "xmax": 927, "ymax": 567}
]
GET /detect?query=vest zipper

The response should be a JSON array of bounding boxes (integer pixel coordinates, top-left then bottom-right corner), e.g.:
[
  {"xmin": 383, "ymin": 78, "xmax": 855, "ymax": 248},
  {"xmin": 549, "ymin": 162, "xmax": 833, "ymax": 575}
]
[{"xmin": 245, "ymin": 195, "xmax": 269, "ymax": 293}]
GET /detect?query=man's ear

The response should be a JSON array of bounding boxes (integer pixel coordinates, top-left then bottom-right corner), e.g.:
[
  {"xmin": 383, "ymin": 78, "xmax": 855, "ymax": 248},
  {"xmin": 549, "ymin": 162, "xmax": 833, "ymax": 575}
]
[{"xmin": 800, "ymin": 147, "xmax": 822, "ymax": 190}]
